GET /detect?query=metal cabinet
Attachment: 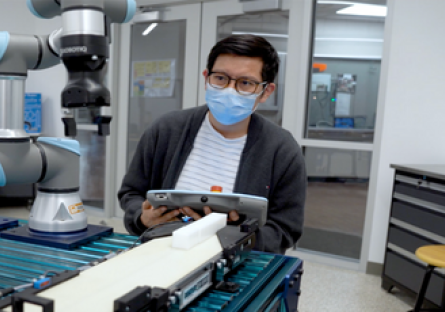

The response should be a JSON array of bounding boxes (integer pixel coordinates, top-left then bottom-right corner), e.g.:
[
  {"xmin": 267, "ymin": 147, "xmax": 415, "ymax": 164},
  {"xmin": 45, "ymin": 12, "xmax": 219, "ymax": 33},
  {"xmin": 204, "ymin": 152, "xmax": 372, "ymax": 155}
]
[{"xmin": 382, "ymin": 164, "xmax": 445, "ymax": 308}]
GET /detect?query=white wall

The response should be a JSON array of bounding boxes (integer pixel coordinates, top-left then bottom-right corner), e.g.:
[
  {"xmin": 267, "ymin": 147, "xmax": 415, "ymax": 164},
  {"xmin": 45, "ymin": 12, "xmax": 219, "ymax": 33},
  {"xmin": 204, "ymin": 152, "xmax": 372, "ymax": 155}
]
[
  {"xmin": 0, "ymin": 0, "xmax": 35, "ymax": 34},
  {"xmin": 0, "ymin": 0, "xmax": 65, "ymax": 137},
  {"xmin": 366, "ymin": 0, "xmax": 445, "ymax": 264}
]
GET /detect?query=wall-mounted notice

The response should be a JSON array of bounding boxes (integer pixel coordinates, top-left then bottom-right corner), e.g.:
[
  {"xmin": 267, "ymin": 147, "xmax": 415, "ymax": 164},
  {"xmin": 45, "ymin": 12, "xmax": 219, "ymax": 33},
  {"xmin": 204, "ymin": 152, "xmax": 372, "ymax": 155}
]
[{"xmin": 132, "ymin": 59, "xmax": 176, "ymax": 98}]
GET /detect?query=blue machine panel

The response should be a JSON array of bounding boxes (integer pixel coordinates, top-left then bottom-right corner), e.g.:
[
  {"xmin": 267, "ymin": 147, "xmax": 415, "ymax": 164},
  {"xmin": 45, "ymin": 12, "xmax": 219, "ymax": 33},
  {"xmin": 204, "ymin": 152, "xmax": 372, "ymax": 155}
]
[{"xmin": 0, "ymin": 224, "xmax": 113, "ymax": 250}]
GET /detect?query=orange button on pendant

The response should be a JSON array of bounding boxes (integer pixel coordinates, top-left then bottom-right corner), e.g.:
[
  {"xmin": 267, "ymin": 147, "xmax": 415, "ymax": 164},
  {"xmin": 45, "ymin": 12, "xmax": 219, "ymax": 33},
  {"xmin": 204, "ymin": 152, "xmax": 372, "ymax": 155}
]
[{"xmin": 211, "ymin": 186, "xmax": 223, "ymax": 193}]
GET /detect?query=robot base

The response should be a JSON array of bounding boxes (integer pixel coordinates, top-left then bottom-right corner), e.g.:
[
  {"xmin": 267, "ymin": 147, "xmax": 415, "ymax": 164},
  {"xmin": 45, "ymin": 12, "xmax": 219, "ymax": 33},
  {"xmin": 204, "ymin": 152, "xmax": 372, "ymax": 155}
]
[{"xmin": 0, "ymin": 224, "xmax": 113, "ymax": 250}]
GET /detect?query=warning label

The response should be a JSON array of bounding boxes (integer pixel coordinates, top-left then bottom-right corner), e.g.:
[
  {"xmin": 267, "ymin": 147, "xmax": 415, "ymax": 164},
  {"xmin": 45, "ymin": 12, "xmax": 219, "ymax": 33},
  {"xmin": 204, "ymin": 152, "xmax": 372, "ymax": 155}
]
[{"xmin": 68, "ymin": 202, "xmax": 85, "ymax": 214}]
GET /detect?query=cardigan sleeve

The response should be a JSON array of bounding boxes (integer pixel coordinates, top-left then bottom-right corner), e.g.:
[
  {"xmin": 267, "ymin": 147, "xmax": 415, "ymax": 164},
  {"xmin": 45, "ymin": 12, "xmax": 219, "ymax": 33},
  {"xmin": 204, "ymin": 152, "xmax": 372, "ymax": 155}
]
[
  {"xmin": 255, "ymin": 141, "xmax": 307, "ymax": 254},
  {"xmin": 118, "ymin": 129, "xmax": 155, "ymax": 236},
  {"xmin": 117, "ymin": 106, "xmax": 206, "ymax": 236}
]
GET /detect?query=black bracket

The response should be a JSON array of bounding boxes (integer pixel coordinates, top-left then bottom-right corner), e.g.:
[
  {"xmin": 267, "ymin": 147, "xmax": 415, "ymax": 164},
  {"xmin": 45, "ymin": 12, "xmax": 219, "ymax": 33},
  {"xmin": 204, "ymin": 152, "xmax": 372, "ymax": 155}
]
[
  {"xmin": 214, "ymin": 281, "xmax": 240, "ymax": 293},
  {"xmin": 0, "ymin": 270, "xmax": 79, "ymax": 310},
  {"xmin": 12, "ymin": 293, "xmax": 54, "ymax": 312},
  {"xmin": 114, "ymin": 286, "xmax": 170, "ymax": 312},
  {"xmin": 216, "ymin": 218, "xmax": 258, "ymax": 269},
  {"xmin": 62, "ymin": 117, "xmax": 77, "ymax": 137},
  {"xmin": 96, "ymin": 115, "xmax": 112, "ymax": 136}
]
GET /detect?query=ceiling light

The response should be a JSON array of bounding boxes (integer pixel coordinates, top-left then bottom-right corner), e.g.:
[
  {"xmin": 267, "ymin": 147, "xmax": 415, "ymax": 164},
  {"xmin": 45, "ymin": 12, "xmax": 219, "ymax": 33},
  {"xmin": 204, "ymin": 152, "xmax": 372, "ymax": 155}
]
[
  {"xmin": 337, "ymin": 4, "xmax": 387, "ymax": 17},
  {"xmin": 232, "ymin": 31, "xmax": 288, "ymax": 38},
  {"xmin": 142, "ymin": 23, "xmax": 158, "ymax": 36},
  {"xmin": 317, "ymin": 1, "xmax": 357, "ymax": 5}
]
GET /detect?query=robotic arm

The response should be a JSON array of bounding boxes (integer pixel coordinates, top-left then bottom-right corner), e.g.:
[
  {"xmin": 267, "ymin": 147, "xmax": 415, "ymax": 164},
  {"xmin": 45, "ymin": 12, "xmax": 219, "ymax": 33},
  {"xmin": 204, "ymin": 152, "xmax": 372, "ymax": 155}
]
[
  {"xmin": 0, "ymin": 0, "xmax": 136, "ymax": 235},
  {"xmin": 1, "ymin": 0, "xmax": 137, "ymax": 136},
  {"xmin": 0, "ymin": 30, "xmax": 60, "ymax": 75},
  {"xmin": 28, "ymin": 0, "xmax": 137, "ymax": 136}
]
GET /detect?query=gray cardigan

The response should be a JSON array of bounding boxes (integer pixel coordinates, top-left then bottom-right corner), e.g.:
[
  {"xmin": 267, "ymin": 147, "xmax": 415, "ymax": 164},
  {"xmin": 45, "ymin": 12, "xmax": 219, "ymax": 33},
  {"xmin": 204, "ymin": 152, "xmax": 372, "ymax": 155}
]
[{"xmin": 118, "ymin": 105, "xmax": 306, "ymax": 254}]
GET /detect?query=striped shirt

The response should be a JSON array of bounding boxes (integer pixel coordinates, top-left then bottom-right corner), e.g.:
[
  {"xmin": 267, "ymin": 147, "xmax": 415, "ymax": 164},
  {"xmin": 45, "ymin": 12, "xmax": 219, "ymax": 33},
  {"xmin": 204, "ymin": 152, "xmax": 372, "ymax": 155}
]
[{"xmin": 175, "ymin": 113, "xmax": 246, "ymax": 193}]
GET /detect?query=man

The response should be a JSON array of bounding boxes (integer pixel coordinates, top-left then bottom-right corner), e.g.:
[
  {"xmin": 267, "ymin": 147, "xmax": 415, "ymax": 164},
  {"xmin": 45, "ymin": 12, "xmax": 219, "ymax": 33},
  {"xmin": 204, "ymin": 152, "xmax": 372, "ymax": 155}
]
[{"xmin": 118, "ymin": 34, "xmax": 306, "ymax": 254}]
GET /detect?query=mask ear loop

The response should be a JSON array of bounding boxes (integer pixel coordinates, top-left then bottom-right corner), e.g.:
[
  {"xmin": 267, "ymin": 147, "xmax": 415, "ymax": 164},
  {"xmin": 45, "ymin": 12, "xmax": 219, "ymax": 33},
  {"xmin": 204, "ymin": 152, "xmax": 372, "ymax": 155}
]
[
  {"xmin": 253, "ymin": 83, "xmax": 269, "ymax": 113},
  {"xmin": 260, "ymin": 83, "xmax": 269, "ymax": 96}
]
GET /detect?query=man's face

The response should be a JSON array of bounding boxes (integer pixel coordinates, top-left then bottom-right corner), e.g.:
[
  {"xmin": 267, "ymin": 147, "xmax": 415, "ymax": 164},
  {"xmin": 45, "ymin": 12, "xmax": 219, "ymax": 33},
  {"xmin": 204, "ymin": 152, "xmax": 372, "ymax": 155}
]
[{"xmin": 203, "ymin": 54, "xmax": 275, "ymax": 110}]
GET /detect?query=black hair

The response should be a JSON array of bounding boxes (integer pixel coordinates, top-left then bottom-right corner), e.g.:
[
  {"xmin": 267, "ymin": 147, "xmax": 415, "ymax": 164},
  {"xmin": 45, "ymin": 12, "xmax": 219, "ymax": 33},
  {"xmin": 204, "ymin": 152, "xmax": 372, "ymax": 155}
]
[{"xmin": 206, "ymin": 34, "xmax": 280, "ymax": 83}]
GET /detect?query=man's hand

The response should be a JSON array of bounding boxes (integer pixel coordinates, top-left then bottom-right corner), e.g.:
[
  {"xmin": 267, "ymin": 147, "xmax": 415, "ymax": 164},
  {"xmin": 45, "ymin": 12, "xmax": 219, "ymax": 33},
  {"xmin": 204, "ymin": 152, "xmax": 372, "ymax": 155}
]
[
  {"xmin": 179, "ymin": 206, "xmax": 239, "ymax": 222},
  {"xmin": 140, "ymin": 200, "xmax": 180, "ymax": 228}
]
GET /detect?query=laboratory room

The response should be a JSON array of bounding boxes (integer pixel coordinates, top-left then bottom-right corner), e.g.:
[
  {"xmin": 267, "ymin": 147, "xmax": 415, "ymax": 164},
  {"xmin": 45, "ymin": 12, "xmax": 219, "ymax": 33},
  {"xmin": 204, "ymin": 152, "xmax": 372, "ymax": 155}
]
[{"xmin": 0, "ymin": 0, "xmax": 444, "ymax": 311}]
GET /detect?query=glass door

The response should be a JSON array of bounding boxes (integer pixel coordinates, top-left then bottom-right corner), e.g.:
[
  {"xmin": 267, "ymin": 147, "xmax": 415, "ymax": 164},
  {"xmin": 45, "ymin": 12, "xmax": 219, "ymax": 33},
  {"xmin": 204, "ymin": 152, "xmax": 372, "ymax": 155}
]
[
  {"xmin": 76, "ymin": 113, "xmax": 106, "ymax": 211},
  {"xmin": 75, "ymin": 74, "xmax": 112, "ymax": 212},
  {"xmin": 297, "ymin": 0, "xmax": 387, "ymax": 266},
  {"xmin": 114, "ymin": 3, "xmax": 201, "ymax": 218}
]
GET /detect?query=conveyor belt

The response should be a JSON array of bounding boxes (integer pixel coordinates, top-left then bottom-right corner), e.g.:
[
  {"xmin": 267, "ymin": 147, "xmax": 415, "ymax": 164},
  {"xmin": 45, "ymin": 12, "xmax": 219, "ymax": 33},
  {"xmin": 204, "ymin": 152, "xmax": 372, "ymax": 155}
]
[
  {"xmin": 185, "ymin": 253, "xmax": 301, "ymax": 312},
  {"xmin": 185, "ymin": 253, "xmax": 276, "ymax": 312},
  {"xmin": 0, "ymin": 220, "xmax": 136, "ymax": 291},
  {"xmin": 0, "ymin": 220, "xmax": 302, "ymax": 311}
]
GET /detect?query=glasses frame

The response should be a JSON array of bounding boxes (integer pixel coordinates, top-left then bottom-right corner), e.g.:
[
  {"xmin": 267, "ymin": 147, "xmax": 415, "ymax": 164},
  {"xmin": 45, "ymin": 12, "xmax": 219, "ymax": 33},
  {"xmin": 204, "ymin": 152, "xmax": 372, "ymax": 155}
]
[{"xmin": 208, "ymin": 71, "xmax": 268, "ymax": 95}]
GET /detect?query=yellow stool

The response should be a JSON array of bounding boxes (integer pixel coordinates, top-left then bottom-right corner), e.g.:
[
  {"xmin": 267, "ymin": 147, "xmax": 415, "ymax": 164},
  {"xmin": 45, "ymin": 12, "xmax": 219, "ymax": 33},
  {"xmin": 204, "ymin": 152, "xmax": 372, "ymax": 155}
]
[{"xmin": 410, "ymin": 245, "xmax": 445, "ymax": 312}]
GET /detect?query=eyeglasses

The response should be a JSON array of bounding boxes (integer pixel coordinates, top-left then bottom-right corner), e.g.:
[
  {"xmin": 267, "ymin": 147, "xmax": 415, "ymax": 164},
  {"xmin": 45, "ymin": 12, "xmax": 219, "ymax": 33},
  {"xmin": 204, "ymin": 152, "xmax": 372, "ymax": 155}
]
[{"xmin": 208, "ymin": 72, "xmax": 267, "ymax": 95}]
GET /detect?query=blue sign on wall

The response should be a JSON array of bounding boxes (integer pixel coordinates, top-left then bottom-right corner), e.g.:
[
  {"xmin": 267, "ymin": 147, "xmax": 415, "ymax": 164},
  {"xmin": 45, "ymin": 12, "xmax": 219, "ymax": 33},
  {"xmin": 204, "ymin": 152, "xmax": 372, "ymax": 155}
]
[{"xmin": 24, "ymin": 93, "xmax": 42, "ymax": 134}]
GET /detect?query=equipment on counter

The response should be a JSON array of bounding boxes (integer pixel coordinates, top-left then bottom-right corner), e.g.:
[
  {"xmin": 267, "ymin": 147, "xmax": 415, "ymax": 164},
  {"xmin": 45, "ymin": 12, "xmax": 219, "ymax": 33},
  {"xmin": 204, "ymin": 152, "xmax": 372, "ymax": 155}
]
[{"xmin": 0, "ymin": 216, "xmax": 303, "ymax": 312}]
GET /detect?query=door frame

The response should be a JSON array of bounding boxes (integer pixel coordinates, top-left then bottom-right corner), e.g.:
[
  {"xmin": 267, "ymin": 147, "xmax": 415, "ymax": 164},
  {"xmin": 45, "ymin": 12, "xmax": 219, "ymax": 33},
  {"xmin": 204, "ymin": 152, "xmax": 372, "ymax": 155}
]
[{"xmin": 111, "ymin": 3, "xmax": 202, "ymax": 218}]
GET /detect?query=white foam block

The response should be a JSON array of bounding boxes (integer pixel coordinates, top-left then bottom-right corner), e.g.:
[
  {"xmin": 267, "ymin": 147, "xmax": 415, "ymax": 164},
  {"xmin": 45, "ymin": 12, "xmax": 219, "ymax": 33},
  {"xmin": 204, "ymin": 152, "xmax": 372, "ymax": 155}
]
[{"xmin": 172, "ymin": 213, "xmax": 227, "ymax": 250}]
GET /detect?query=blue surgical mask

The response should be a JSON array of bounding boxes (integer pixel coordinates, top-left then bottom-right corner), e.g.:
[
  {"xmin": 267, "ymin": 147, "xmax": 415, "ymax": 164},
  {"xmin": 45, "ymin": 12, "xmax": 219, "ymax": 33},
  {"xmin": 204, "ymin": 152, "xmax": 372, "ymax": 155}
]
[{"xmin": 205, "ymin": 84, "xmax": 260, "ymax": 125}]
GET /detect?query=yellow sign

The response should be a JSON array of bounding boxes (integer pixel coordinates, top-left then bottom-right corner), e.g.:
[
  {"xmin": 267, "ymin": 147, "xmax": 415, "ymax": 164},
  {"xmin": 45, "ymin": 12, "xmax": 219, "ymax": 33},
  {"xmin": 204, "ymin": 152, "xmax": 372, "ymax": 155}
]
[{"xmin": 131, "ymin": 59, "xmax": 176, "ymax": 98}]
